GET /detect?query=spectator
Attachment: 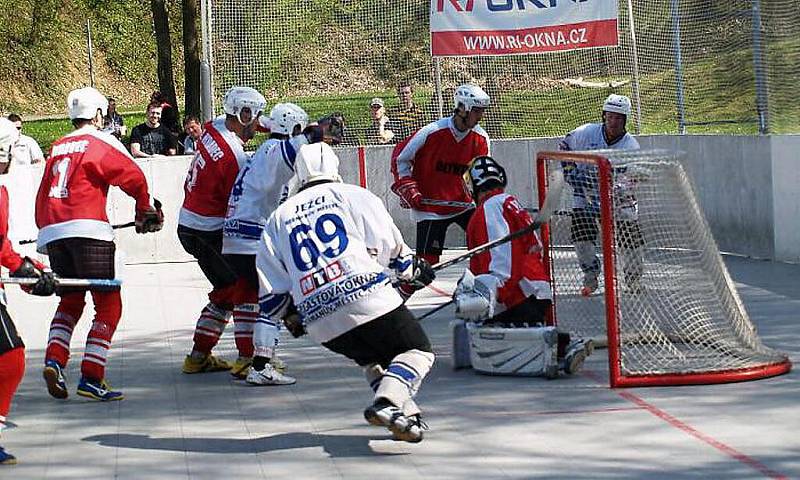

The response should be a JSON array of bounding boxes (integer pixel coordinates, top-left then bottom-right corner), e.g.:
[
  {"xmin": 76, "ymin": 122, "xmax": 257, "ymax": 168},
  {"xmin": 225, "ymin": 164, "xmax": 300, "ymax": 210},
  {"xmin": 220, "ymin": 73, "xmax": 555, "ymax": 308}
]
[
  {"xmin": 182, "ymin": 115, "xmax": 203, "ymax": 154},
  {"xmin": 387, "ymin": 81, "xmax": 425, "ymax": 141},
  {"xmin": 6, "ymin": 114, "xmax": 44, "ymax": 165},
  {"xmin": 102, "ymin": 98, "xmax": 126, "ymax": 139},
  {"xmin": 150, "ymin": 91, "xmax": 180, "ymax": 137},
  {"xmin": 366, "ymin": 97, "xmax": 394, "ymax": 144},
  {"xmin": 130, "ymin": 101, "xmax": 177, "ymax": 158}
]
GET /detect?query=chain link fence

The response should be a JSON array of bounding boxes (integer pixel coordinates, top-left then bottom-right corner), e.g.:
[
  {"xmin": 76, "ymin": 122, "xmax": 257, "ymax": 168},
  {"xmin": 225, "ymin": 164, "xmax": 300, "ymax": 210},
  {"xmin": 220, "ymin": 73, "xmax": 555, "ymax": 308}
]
[{"xmin": 201, "ymin": 0, "xmax": 799, "ymax": 144}]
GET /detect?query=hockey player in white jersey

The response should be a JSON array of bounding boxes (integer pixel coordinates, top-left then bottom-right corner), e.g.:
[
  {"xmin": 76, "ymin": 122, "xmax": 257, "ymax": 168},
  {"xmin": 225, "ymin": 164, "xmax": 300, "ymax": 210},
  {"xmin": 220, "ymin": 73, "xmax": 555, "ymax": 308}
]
[
  {"xmin": 256, "ymin": 143, "xmax": 436, "ymax": 442},
  {"xmin": 559, "ymin": 94, "xmax": 643, "ymax": 296},
  {"xmin": 222, "ymin": 102, "xmax": 310, "ymax": 384}
]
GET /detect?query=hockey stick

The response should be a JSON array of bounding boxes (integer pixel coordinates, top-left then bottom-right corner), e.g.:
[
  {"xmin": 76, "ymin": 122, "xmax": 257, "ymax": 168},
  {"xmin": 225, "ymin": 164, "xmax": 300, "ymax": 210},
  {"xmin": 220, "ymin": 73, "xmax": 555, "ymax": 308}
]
[
  {"xmin": 421, "ymin": 199, "xmax": 475, "ymax": 209},
  {"xmin": 417, "ymin": 299, "xmax": 455, "ymax": 321},
  {"xmin": 1, "ymin": 277, "xmax": 122, "ymax": 288},
  {"xmin": 19, "ymin": 199, "xmax": 162, "ymax": 245},
  {"xmin": 430, "ymin": 168, "xmax": 565, "ymax": 274}
]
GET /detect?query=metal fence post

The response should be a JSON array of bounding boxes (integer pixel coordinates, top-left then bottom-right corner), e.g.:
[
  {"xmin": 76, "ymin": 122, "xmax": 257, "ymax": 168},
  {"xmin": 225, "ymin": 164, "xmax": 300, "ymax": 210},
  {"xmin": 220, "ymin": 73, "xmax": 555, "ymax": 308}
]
[
  {"xmin": 671, "ymin": 0, "xmax": 686, "ymax": 134},
  {"xmin": 86, "ymin": 20, "xmax": 95, "ymax": 88},
  {"xmin": 434, "ymin": 57, "xmax": 444, "ymax": 118},
  {"xmin": 200, "ymin": 0, "xmax": 215, "ymax": 121},
  {"xmin": 626, "ymin": 0, "xmax": 643, "ymax": 134},
  {"xmin": 752, "ymin": 0, "xmax": 769, "ymax": 134}
]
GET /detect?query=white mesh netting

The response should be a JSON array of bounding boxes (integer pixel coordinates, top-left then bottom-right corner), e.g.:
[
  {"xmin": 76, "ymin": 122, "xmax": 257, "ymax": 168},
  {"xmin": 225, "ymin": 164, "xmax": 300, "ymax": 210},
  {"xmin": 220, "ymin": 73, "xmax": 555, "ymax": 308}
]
[{"xmin": 538, "ymin": 149, "xmax": 790, "ymax": 385}]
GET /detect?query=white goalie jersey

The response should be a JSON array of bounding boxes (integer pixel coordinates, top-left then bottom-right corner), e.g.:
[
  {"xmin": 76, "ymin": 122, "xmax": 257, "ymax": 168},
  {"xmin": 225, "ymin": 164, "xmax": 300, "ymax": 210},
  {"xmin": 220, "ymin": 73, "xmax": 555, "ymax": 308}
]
[
  {"xmin": 222, "ymin": 135, "xmax": 310, "ymax": 255},
  {"xmin": 256, "ymin": 181, "xmax": 416, "ymax": 343}
]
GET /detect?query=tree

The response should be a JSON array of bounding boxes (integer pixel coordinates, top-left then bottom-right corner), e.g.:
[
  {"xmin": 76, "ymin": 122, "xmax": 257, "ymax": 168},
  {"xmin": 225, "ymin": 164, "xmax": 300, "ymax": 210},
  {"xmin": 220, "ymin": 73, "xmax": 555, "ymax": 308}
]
[
  {"xmin": 182, "ymin": 0, "xmax": 200, "ymax": 118},
  {"xmin": 151, "ymin": 0, "xmax": 178, "ymax": 109}
]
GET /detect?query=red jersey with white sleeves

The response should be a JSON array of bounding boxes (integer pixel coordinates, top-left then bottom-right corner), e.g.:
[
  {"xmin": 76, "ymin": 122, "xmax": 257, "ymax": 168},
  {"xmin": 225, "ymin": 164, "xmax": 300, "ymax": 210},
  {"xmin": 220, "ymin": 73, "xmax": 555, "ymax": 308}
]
[
  {"xmin": 179, "ymin": 117, "xmax": 249, "ymax": 231},
  {"xmin": 35, "ymin": 126, "xmax": 151, "ymax": 253},
  {"xmin": 392, "ymin": 117, "xmax": 489, "ymax": 221},
  {"xmin": 467, "ymin": 189, "xmax": 552, "ymax": 309}
]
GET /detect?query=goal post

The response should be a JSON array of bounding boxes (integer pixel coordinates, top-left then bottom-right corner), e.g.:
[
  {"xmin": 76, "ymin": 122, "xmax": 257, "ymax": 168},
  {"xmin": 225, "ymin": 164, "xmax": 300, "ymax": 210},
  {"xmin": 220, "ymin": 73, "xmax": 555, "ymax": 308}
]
[{"xmin": 536, "ymin": 149, "xmax": 792, "ymax": 388}]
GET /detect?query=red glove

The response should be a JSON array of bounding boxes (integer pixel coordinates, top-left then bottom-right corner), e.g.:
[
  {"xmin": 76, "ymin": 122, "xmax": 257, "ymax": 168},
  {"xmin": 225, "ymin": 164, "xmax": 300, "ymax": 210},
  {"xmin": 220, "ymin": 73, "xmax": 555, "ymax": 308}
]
[{"xmin": 391, "ymin": 178, "xmax": 423, "ymax": 210}]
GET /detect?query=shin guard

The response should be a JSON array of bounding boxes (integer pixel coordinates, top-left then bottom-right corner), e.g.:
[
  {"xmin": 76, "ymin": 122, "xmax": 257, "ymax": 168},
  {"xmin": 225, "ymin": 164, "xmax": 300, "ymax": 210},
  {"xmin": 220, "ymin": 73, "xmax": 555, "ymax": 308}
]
[
  {"xmin": 233, "ymin": 303, "xmax": 257, "ymax": 358},
  {"xmin": 375, "ymin": 349, "xmax": 434, "ymax": 415},
  {"xmin": 252, "ymin": 314, "xmax": 279, "ymax": 359},
  {"xmin": 46, "ymin": 293, "xmax": 86, "ymax": 367},
  {"xmin": 191, "ymin": 303, "xmax": 231, "ymax": 355},
  {"xmin": 81, "ymin": 291, "xmax": 122, "ymax": 380}
]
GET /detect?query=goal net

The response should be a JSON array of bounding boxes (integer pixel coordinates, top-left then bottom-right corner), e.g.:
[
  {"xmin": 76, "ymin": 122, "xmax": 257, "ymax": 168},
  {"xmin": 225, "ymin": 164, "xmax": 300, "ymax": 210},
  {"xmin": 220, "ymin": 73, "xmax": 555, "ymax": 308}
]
[{"xmin": 536, "ymin": 149, "xmax": 791, "ymax": 387}]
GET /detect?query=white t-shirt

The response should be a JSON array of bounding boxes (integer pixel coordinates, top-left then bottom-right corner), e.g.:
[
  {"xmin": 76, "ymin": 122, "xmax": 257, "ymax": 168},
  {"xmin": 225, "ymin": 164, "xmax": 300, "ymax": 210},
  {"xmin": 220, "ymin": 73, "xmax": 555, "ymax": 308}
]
[{"xmin": 11, "ymin": 134, "xmax": 45, "ymax": 165}]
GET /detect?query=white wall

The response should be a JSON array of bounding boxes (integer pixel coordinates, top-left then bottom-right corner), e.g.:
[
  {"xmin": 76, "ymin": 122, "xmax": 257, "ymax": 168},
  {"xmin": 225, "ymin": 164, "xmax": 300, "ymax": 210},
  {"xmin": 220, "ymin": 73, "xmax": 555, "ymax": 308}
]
[{"xmin": 10, "ymin": 135, "xmax": 799, "ymax": 265}]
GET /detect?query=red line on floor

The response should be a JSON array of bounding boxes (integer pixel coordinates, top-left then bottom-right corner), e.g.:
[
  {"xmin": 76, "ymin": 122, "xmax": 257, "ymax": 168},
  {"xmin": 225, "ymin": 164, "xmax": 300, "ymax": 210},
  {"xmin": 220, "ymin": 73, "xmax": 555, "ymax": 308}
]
[
  {"xmin": 582, "ymin": 370, "xmax": 788, "ymax": 479},
  {"xmin": 426, "ymin": 284, "xmax": 450, "ymax": 297}
]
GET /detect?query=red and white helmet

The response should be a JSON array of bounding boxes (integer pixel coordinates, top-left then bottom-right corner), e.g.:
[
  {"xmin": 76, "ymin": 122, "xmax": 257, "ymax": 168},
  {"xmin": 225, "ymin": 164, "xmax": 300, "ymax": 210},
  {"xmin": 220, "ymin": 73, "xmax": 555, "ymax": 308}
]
[
  {"xmin": 453, "ymin": 84, "xmax": 491, "ymax": 112},
  {"xmin": 67, "ymin": 87, "xmax": 108, "ymax": 120},
  {"xmin": 602, "ymin": 94, "xmax": 632, "ymax": 116},
  {"xmin": 269, "ymin": 102, "xmax": 308, "ymax": 135},
  {"xmin": 223, "ymin": 86, "xmax": 267, "ymax": 125},
  {"xmin": 0, "ymin": 117, "xmax": 20, "ymax": 164}
]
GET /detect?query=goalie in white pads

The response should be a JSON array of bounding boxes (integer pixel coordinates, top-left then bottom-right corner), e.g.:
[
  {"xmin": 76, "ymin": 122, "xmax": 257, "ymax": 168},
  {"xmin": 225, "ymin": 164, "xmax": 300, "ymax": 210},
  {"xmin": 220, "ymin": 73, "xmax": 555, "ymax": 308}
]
[
  {"xmin": 256, "ymin": 143, "xmax": 436, "ymax": 443},
  {"xmin": 559, "ymin": 94, "xmax": 643, "ymax": 296},
  {"xmin": 453, "ymin": 156, "xmax": 592, "ymax": 377}
]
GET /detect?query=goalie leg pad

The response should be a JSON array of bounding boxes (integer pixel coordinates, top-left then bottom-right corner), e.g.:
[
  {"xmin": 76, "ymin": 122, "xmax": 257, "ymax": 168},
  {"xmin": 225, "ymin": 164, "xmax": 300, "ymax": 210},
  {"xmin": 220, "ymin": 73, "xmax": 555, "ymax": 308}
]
[
  {"xmin": 374, "ymin": 349, "xmax": 434, "ymax": 412},
  {"xmin": 450, "ymin": 319, "xmax": 472, "ymax": 369},
  {"xmin": 467, "ymin": 324, "xmax": 559, "ymax": 378}
]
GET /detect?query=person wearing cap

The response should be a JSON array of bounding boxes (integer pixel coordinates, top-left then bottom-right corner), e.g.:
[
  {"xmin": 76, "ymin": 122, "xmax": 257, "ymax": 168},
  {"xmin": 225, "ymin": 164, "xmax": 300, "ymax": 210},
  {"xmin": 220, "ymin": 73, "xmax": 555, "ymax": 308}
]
[
  {"xmin": 35, "ymin": 86, "xmax": 163, "ymax": 402},
  {"xmin": 366, "ymin": 97, "xmax": 394, "ymax": 145},
  {"xmin": 558, "ymin": 93, "xmax": 642, "ymax": 297}
]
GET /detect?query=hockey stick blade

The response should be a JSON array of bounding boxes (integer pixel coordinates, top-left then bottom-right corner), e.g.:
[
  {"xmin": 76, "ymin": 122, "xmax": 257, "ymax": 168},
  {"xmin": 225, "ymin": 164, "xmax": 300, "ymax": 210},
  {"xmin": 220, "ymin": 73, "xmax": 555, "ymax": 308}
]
[
  {"xmin": 18, "ymin": 199, "xmax": 163, "ymax": 245},
  {"xmin": 431, "ymin": 168, "xmax": 565, "ymax": 273},
  {"xmin": 1, "ymin": 277, "xmax": 122, "ymax": 288}
]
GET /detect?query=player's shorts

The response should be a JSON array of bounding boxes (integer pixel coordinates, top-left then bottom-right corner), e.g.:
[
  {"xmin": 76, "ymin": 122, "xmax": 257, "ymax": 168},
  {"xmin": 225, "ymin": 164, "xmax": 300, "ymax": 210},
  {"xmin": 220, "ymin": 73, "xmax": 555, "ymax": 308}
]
[
  {"xmin": 223, "ymin": 253, "xmax": 258, "ymax": 290},
  {"xmin": 177, "ymin": 225, "xmax": 237, "ymax": 289},
  {"xmin": 323, "ymin": 305, "xmax": 432, "ymax": 368},
  {"xmin": 46, "ymin": 237, "xmax": 116, "ymax": 294},
  {"xmin": 416, "ymin": 209, "xmax": 473, "ymax": 255}
]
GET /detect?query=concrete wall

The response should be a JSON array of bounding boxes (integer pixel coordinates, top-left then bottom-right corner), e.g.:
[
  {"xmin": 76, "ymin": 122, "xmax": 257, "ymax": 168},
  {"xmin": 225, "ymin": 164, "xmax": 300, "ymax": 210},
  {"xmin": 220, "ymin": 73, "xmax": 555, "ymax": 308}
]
[{"xmin": 9, "ymin": 135, "xmax": 798, "ymax": 265}]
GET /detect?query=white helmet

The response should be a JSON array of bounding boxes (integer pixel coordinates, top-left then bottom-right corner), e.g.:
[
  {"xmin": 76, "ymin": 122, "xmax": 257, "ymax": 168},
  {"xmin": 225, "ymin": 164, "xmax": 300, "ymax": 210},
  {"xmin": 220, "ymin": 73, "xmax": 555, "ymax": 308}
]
[
  {"xmin": 67, "ymin": 87, "xmax": 108, "ymax": 120},
  {"xmin": 0, "ymin": 118, "xmax": 20, "ymax": 164},
  {"xmin": 269, "ymin": 102, "xmax": 308, "ymax": 135},
  {"xmin": 294, "ymin": 143, "xmax": 342, "ymax": 188},
  {"xmin": 602, "ymin": 94, "xmax": 632, "ymax": 116},
  {"xmin": 453, "ymin": 84, "xmax": 491, "ymax": 112},
  {"xmin": 222, "ymin": 86, "xmax": 267, "ymax": 125}
]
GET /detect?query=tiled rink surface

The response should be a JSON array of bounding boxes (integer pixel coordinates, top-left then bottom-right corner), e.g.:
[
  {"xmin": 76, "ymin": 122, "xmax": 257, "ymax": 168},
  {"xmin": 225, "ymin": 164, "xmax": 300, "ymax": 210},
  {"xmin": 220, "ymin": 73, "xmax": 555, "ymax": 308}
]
[{"xmin": 2, "ymin": 253, "xmax": 798, "ymax": 480}]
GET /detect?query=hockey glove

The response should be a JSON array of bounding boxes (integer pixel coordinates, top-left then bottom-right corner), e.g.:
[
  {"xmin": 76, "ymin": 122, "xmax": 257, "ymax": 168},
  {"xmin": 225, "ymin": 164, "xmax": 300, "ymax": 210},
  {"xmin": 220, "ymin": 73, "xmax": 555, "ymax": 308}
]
[
  {"xmin": 11, "ymin": 257, "xmax": 56, "ymax": 296},
  {"xmin": 283, "ymin": 312, "xmax": 307, "ymax": 338},
  {"xmin": 397, "ymin": 256, "xmax": 435, "ymax": 293},
  {"xmin": 135, "ymin": 198, "xmax": 164, "ymax": 234},
  {"xmin": 391, "ymin": 178, "xmax": 423, "ymax": 210}
]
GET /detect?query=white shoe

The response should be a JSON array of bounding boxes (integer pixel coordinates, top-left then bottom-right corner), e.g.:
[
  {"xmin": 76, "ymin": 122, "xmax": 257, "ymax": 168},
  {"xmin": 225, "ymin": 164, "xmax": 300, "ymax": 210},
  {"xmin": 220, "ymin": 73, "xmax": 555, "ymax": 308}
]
[{"xmin": 245, "ymin": 364, "xmax": 296, "ymax": 386}]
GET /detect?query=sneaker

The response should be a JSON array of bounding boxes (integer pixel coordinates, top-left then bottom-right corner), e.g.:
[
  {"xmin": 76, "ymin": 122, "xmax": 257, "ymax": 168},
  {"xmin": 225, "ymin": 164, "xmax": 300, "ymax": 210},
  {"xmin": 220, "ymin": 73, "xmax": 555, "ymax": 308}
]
[
  {"xmin": 230, "ymin": 357, "xmax": 253, "ymax": 379},
  {"xmin": 245, "ymin": 364, "xmax": 296, "ymax": 386},
  {"xmin": 580, "ymin": 274, "xmax": 599, "ymax": 297},
  {"xmin": 76, "ymin": 378, "xmax": 124, "ymax": 401},
  {"xmin": 182, "ymin": 354, "xmax": 231, "ymax": 374},
  {"xmin": 0, "ymin": 446, "xmax": 17, "ymax": 465},
  {"xmin": 560, "ymin": 339, "xmax": 595, "ymax": 375},
  {"xmin": 43, "ymin": 360, "xmax": 68, "ymax": 399},
  {"xmin": 390, "ymin": 414, "xmax": 427, "ymax": 443}
]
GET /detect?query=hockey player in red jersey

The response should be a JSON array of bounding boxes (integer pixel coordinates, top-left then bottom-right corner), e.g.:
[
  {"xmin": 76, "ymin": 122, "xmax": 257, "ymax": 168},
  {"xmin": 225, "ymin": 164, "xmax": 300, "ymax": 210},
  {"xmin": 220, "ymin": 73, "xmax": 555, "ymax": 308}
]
[
  {"xmin": 35, "ymin": 87, "xmax": 163, "ymax": 402},
  {"xmin": 455, "ymin": 156, "xmax": 592, "ymax": 376},
  {"xmin": 178, "ymin": 86, "xmax": 267, "ymax": 377},
  {"xmin": 390, "ymin": 84, "xmax": 490, "ymax": 297},
  {"xmin": 0, "ymin": 117, "xmax": 56, "ymax": 464}
]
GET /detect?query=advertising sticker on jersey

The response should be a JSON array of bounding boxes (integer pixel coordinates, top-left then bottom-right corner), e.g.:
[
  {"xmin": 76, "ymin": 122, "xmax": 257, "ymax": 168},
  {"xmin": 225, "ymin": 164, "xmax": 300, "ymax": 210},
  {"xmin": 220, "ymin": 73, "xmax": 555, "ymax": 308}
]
[{"xmin": 430, "ymin": 0, "xmax": 619, "ymax": 56}]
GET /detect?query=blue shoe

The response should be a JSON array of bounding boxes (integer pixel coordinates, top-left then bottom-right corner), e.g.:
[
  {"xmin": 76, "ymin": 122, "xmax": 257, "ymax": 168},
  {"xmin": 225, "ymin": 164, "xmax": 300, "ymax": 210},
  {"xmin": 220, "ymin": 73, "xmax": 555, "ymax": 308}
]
[
  {"xmin": 0, "ymin": 445, "xmax": 17, "ymax": 465},
  {"xmin": 43, "ymin": 360, "xmax": 68, "ymax": 399},
  {"xmin": 76, "ymin": 378, "xmax": 124, "ymax": 402}
]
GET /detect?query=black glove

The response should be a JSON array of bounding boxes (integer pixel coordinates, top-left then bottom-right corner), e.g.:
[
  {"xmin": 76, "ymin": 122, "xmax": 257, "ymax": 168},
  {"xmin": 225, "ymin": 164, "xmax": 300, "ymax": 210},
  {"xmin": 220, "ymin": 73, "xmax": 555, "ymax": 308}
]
[
  {"xmin": 399, "ymin": 256, "xmax": 436, "ymax": 292},
  {"xmin": 11, "ymin": 257, "xmax": 56, "ymax": 296},
  {"xmin": 283, "ymin": 312, "xmax": 307, "ymax": 338},
  {"xmin": 135, "ymin": 198, "xmax": 164, "ymax": 234}
]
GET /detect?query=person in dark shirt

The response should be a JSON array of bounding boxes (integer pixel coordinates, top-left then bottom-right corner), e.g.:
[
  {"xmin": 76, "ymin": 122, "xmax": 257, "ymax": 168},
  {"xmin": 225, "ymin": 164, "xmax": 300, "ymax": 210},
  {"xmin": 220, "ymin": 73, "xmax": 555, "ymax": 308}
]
[
  {"xmin": 387, "ymin": 81, "xmax": 425, "ymax": 141},
  {"xmin": 150, "ymin": 91, "xmax": 181, "ymax": 137},
  {"xmin": 130, "ymin": 101, "xmax": 177, "ymax": 157}
]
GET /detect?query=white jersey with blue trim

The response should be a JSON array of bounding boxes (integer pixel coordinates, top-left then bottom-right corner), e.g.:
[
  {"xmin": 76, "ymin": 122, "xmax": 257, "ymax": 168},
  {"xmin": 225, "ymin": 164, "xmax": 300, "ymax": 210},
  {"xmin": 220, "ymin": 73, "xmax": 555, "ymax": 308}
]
[
  {"xmin": 256, "ymin": 181, "xmax": 416, "ymax": 343},
  {"xmin": 558, "ymin": 122, "xmax": 640, "ymax": 212},
  {"xmin": 222, "ymin": 135, "xmax": 309, "ymax": 255}
]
